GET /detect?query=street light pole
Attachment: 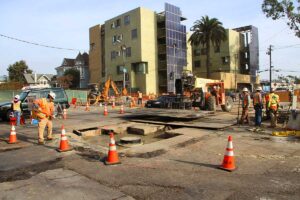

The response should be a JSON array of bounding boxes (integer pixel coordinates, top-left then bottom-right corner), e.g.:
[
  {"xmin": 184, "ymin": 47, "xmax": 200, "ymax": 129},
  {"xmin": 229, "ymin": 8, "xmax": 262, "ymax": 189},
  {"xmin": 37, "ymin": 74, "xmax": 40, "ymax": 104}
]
[
  {"xmin": 121, "ymin": 44, "xmax": 127, "ymax": 91},
  {"xmin": 267, "ymin": 45, "xmax": 273, "ymax": 91}
]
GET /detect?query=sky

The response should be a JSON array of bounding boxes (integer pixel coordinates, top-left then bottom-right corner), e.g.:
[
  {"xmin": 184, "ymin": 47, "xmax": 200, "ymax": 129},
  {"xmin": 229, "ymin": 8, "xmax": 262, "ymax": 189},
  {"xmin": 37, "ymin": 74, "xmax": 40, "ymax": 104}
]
[{"xmin": 0, "ymin": 0, "xmax": 299, "ymax": 80}]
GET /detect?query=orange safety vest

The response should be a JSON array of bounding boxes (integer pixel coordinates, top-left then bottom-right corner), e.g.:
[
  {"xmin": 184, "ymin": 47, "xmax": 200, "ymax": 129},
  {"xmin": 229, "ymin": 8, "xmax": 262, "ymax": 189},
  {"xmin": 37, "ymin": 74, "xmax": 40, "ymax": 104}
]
[
  {"xmin": 242, "ymin": 93, "xmax": 250, "ymax": 108},
  {"xmin": 253, "ymin": 92, "xmax": 262, "ymax": 106},
  {"xmin": 33, "ymin": 98, "xmax": 54, "ymax": 119}
]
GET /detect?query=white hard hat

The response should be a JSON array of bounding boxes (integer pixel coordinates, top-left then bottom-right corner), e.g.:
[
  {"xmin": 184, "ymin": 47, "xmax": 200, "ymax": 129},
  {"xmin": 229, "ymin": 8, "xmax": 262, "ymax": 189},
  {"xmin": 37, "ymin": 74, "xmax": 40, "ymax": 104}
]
[
  {"xmin": 48, "ymin": 92, "xmax": 56, "ymax": 99},
  {"xmin": 256, "ymin": 86, "xmax": 262, "ymax": 91},
  {"xmin": 14, "ymin": 95, "xmax": 20, "ymax": 100},
  {"xmin": 242, "ymin": 88, "xmax": 248, "ymax": 92}
]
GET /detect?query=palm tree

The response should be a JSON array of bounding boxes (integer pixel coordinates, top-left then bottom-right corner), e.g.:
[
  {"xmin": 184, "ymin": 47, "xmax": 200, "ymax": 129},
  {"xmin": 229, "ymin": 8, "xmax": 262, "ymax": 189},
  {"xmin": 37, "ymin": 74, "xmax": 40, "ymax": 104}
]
[{"xmin": 189, "ymin": 16, "xmax": 227, "ymax": 78}]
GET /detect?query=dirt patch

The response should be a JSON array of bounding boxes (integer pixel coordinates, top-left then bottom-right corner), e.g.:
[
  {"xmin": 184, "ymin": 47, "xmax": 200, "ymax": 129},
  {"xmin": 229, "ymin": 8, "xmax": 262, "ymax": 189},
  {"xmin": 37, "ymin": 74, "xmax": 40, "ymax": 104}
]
[
  {"xmin": 0, "ymin": 158, "xmax": 63, "ymax": 182},
  {"xmin": 127, "ymin": 149, "xmax": 167, "ymax": 158},
  {"xmin": 174, "ymin": 138, "xmax": 202, "ymax": 148},
  {"xmin": 74, "ymin": 146, "xmax": 106, "ymax": 162}
]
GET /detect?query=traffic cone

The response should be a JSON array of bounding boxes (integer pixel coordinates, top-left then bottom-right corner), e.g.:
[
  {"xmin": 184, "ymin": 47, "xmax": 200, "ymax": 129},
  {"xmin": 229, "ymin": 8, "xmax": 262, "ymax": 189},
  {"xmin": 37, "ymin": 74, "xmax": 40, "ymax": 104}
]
[
  {"xmin": 63, "ymin": 108, "xmax": 67, "ymax": 119},
  {"xmin": 119, "ymin": 104, "xmax": 124, "ymax": 114},
  {"xmin": 104, "ymin": 104, "xmax": 108, "ymax": 116},
  {"xmin": 85, "ymin": 102, "xmax": 90, "ymax": 111},
  {"xmin": 112, "ymin": 101, "xmax": 115, "ymax": 109},
  {"xmin": 105, "ymin": 132, "xmax": 121, "ymax": 165},
  {"xmin": 57, "ymin": 125, "xmax": 72, "ymax": 152},
  {"xmin": 219, "ymin": 136, "xmax": 236, "ymax": 171},
  {"xmin": 8, "ymin": 125, "xmax": 17, "ymax": 144}
]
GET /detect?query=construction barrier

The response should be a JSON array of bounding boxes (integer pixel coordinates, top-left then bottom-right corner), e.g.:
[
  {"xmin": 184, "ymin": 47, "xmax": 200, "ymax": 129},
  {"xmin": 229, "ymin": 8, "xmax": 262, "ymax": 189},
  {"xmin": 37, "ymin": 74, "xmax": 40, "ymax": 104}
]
[
  {"xmin": 0, "ymin": 90, "xmax": 21, "ymax": 102},
  {"xmin": 272, "ymin": 130, "xmax": 300, "ymax": 137},
  {"xmin": 65, "ymin": 90, "xmax": 88, "ymax": 105}
]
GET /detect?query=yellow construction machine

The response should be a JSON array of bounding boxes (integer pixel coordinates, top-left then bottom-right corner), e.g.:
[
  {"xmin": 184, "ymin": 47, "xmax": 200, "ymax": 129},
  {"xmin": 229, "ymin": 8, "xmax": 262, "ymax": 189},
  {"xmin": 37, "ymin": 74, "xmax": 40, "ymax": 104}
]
[{"xmin": 87, "ymin": 77, "xmax": 128, "ymax": 105}]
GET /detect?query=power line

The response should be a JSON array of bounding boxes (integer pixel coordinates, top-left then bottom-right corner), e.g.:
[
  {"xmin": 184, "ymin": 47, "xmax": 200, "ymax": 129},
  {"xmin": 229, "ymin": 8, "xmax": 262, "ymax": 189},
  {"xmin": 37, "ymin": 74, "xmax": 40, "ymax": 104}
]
[{"xmin": 0, "ymin": 33, "xmax": 82, "ymax": 51}]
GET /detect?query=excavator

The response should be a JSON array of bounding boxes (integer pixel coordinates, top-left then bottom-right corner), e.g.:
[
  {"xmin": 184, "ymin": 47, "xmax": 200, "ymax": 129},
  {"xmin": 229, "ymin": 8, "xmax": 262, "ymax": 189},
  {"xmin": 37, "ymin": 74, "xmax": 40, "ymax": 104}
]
[{"xmin": 87, "ymin": 77, "xmax": 128, "ymax": 105}]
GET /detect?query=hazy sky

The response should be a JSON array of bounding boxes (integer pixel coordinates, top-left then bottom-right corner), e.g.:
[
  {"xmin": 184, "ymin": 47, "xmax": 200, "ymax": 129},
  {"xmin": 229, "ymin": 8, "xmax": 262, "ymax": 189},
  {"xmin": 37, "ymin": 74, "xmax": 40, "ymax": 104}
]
[{"xmin": 0, "ymin": 0, "xmax": 299, "ymax": 80}]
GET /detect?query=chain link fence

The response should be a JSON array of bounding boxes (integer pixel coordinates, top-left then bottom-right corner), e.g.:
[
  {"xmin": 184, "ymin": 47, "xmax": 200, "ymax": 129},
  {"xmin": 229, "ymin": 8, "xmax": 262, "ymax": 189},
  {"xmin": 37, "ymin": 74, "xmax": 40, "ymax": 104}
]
[{"xmin": 0, "ymin": 90, "xmax": 21, "ymax": 102}]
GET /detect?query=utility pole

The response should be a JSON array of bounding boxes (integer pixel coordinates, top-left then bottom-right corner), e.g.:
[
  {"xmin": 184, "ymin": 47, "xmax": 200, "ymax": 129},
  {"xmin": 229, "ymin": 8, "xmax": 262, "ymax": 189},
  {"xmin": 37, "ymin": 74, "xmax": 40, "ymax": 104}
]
[{"xmin": 267, "ymin": 45, "xmax": 273, "ymax": 91}]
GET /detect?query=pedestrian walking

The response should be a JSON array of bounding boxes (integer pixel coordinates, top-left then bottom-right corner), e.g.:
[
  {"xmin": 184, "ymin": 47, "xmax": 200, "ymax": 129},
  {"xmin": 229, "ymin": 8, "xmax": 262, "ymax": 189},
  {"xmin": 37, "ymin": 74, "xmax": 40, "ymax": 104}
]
[
  {"xmin": 268, "ymin": 89, "xmax": 280, "ymax": 128},
  {"xmin": 138, "ymin": 91, "xmax": 143, "ymax": 105},
  {"xmin": 33, "ymin": 92, "xmax": 56, "ymax": 145},
  {"xmin": 240, "ymin": 88, "xmax": 250, "ymax": 125},
  {"xmin": 11, "ymin": 95, "xmax": 22, "ymax": 126},
  {"xmin": 253, "ymin": 86, "xmax": 263, "ymax": 127}
]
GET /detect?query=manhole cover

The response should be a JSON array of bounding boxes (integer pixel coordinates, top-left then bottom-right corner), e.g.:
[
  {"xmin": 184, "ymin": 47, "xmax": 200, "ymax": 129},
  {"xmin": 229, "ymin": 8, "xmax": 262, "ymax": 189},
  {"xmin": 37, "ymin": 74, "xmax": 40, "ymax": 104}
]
[{"xmin": 118, "ymin": 136, "xmax": 143, "ymax": 147}]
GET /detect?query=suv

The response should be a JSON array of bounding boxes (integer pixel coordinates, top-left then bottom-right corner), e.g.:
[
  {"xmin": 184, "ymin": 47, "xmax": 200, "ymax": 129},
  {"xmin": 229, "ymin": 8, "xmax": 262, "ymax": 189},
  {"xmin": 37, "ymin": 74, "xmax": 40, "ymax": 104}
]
[
  {"xmin": 0, "ymin": 87, "xmax": 69, "ymax": 121},
  {"xmin": 146, "ymin": 95, "xmax": 192, "ymax": 109}
]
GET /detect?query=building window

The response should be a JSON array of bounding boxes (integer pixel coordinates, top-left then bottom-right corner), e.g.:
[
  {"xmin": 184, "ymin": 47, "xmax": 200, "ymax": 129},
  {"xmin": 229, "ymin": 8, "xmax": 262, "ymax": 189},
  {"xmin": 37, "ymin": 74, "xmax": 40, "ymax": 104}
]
[
  {"xmin": 111, "ymin": 51, "xmax": 117, "ymax": 60},
  {"xmin": 214, "ymin": 46, "xmax": 220, "ymax": 53},
  {"xmin": 117, "ymin": 66, "xmax": 126, "ymax": 74},
  {"xmin": 90, "ymin": 43, "xmax": 95, "ymax": 51},
  {"xmin": 194, "ymin": 60, "xmax": 201, "ymax": 68},
  {"xmin": 126, "ymin": 47, "xmax": 131, "ymax": 57},
  {"xmin": 193, "ymin": 49, "xmax": 201, "ymax": 56},
  {"xmin": 111, "ymin": 22, "xmax": 116, "ymax": 29},
  {"xmin": 222, "ymin": 56, "xmax": 230, "ymax": 64},
  {"xmin": 132, "ymin": 62, "xmax": 148, "ymax": 74},
  {"xmin": 201, "ymin": 48, "xmax": 206, "ymax": 55},
  {"xmin": 124, "ymin": 15, "xmax": 130, "ymax": 25},
  {"xmin": 112, "ymin": 35, "xmax": 118, "ymax": 43},
  {"xmin": 116, "ymin": 19, "xmax": 121, "ymax": 27},
  {"xmin": 131, "ymin": 29, "xmax": 138, "ymax": 39}
]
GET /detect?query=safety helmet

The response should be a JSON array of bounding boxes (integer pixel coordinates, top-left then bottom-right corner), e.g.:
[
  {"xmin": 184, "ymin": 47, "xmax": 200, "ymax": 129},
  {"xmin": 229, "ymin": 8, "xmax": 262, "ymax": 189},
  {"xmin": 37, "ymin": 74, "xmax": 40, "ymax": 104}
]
[
  {"xmin": 256, "ymin": 86, "xmax": 262, "ymax": 91},
  {"xmin": 242, "ymin": 87, "xmax": 249, "ymax": 92},
  {"xmin": 48, "ymin": 91, "xmax": 56, "ymax": 99},
  {"xmin": 14, "ymin": 95, "xmax": 20, "ymax": 100}
]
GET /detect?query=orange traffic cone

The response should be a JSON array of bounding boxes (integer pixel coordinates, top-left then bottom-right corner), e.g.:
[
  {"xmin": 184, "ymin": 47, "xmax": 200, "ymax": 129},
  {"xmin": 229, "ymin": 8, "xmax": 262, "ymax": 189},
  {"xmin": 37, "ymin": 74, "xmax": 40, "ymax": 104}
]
[
  {"xmin": 119, "ymin": 104, "xmax": 124, "ymax": 114},
  {"xmin": 104, "ymin": 104, "xmax": 108, "ymax": 116},
  {"xmin": 112, "ymin": 101, "xmax": 115, "ymax": 109},
  {"xmin": 63, "ymin": 108, "xmax": 67, "ymax": 119},
  {"xmin": 57, "ymin": 125, "xmax": 72, "ymax": 152},
  {"xmin": 85, "ymin": 102, "xmax": 90, "ymax": 111},
  {"xmin": 219, "ymin": 136, "xmax": 236, "ymax": 171},
  {"xmin": 105, "ymin": 132, "xmax": 121, "ymax": 165},
  {"xmin": 8, "ymin": 125, "xmax": 17, "ymax": 144}
]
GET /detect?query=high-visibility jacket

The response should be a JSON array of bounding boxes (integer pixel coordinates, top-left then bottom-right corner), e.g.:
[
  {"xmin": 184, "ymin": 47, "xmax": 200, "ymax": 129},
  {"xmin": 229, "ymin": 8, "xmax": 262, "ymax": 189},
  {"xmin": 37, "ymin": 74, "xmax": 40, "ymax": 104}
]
[
  {"xmin": 12, "ymin": 101, "xmax": 21, "ymax": 111},
  {"xmin": 242, "ymin": 93, "xmax": 250, "ymax": 108},
  {"xmin": 268, "ymin": 93, "xmax": 280, "ymax": 111},
  {"xmin": 33, "ymin": 98, "xmax": 54, "ymax": 119},
  {"xmin": 253, "ymin": 92, "xmax": 263, "ymax": 106}
]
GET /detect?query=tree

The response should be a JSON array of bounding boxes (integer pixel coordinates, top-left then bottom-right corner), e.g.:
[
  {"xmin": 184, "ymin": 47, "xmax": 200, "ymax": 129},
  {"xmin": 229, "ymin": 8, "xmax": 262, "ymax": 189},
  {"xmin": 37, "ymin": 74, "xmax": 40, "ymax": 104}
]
[
  {"xmin": 262, "ymin": 0, "xmax": 300, "ymax": 38},
  {"xmin": 62, "ymin": 68, "xmax": 80, "ymax": 88},
  {"xmin": 7, "ymin": 60, "xmax": 33, "ymax": 82},
  {"xmin": 189, "ymin": 16, "xmax": 227, "ymax": 78}
]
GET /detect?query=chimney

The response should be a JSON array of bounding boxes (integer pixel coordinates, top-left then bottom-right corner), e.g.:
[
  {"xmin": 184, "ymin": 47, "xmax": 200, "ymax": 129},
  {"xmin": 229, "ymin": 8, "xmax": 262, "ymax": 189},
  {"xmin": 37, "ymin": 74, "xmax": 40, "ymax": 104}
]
[{"xmin": 34, "ymin": 72, "xmax": 37, "ymax": 84}]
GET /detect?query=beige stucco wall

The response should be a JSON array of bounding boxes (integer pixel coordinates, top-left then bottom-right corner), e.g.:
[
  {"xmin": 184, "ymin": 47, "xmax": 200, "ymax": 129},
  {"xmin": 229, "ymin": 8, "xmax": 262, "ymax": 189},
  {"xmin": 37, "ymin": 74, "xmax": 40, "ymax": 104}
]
[
  {"xmin": 89, "ymin": 25, "xmax": 102, "ymax": 84},
  {"xmin": 186, "ymin": 32, "xmax": 192, "ymax": 72},
  {"xmin": 209, "ymin": 72, "xmax": 255, "ymax": 90}
]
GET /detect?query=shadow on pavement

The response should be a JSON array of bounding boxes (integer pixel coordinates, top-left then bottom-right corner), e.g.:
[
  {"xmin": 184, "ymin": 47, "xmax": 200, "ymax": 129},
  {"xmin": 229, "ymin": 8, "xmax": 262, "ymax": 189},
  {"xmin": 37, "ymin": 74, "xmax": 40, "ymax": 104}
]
[{"xmin": 171, "ymin": 159, "xmax": 219, "ymax": 169}]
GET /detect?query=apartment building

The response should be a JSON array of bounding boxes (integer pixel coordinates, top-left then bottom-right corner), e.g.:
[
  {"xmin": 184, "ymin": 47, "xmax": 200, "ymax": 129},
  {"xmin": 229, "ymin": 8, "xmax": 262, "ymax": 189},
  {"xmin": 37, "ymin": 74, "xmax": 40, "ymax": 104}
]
[
  {"xmin": 89, "ymin": 3, "xmax": 191, "ymax": 94},
  {"xmin": 192, "ymin": 25, "xmax": 259, "ymax": 90}
]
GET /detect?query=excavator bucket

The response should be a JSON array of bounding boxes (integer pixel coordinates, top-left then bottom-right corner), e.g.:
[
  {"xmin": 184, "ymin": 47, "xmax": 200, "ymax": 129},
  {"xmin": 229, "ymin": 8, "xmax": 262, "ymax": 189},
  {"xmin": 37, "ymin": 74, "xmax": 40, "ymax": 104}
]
[
  {"xmin": 122, "ymin": 88, "xmax": 128, "ymax": 96},
  {"xmin": 110, "ymin": 81, "xmax": 120, "ymax": 96}
]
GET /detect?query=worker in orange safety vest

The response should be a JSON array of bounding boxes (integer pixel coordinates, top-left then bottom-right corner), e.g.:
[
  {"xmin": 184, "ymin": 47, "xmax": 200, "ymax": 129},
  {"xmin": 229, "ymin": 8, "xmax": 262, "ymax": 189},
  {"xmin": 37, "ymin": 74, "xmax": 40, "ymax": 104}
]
[
  {"xmin": 240, "ymin": 87, "xmax": 251, "ymax": 125},
  {"xmin": 33, "ymin": 92, "xmax": 56, "ymax": 145},
  {"xmin": 268, "ymin": 88, "xmax": 280, "ymax": 128}
]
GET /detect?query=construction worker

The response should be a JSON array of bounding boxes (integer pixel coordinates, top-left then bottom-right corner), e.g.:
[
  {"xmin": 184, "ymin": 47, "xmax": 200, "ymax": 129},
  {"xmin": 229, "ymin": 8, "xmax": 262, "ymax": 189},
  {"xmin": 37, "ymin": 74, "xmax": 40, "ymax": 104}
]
[
  {"xmin": 240, "ymin": 87, "xmax": 250, "ymax": 125},
  {"xmin": 253, "ymin": 86, "xmax": 263, "ymax": 127},
  {"xmin": 11, "ymin": 95, "xmax": 22, "ymax": 126},
  {"xmin": 138, "ymin": 91, "xmax": 143, "ymax": 105},
  {"xmin": 33, "ymin": 92, "xmax": 55, "ymax": 145},
  {"xmin": 268, "ymin": 89, "xmax": 280, "ymax": 128}
]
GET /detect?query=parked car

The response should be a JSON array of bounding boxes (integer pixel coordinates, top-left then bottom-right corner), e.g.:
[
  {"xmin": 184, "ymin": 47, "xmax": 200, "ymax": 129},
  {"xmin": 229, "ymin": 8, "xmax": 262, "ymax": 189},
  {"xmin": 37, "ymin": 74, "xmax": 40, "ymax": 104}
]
[
  {"xmin": 145, "ymin": 95, "xmax": 192, "ymax": 109},
  {"xmin": 0, "ymin": 87, "xmax": 69, "ymax": 121}
]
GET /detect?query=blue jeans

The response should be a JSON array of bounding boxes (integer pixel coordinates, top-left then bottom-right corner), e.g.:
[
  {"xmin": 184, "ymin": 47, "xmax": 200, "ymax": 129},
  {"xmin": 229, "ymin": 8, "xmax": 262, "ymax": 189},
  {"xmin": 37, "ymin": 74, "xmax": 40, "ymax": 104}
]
[
  {"xmin": 14, "ymin": 111, "xmax": 21, "ymax": 126},
  {"xmin": 254, "ymin": 106, "xmax": 262, "ymax": 126}
]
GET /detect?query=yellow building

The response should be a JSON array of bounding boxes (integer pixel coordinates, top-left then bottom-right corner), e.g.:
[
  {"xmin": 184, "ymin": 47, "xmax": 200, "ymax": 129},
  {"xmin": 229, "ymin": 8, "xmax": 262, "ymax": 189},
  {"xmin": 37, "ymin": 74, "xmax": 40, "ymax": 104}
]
[
  {"xmin": 89, "ymin": 3, "xmax": 190, "ymax": 95},
  {"xmin": 191, "ymin": 26, "xmax": 259, "ymax": 90}
]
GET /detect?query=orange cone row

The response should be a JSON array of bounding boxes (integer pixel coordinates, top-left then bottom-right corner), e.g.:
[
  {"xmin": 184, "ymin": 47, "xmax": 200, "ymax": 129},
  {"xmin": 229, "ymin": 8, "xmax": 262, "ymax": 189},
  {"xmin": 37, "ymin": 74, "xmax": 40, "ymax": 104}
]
[
  {"xmin": 104, "ymin": 104, "xmax": 108, "ymax": 116},
  {"xmin": 85, "ymin": 102, "xmax": 90, "ymax": 111},
  {"xmin": 63, "ymin": 108, "xmax": 67, "ymax": 119},
  {"xmin": 119, "ymin": 104, "xmax": 124, "ymax": 114}
]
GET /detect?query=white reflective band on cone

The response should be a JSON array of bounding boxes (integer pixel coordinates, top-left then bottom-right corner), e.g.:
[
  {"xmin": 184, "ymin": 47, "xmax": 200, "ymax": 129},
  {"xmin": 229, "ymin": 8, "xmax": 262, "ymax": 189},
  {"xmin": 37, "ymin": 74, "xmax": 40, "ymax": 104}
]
[
  {"xmin": 61, "ymin": 136, "xmax": 67, "ymax": 140},
  {"xmin": 10, "ymin": 131, "xmax": 16, "ymax": 135},
  {"xmin": 62, "ymin": 130, "xmax": 66, "ymax": 135},
  {"xmin": 225, "ymin": 150, "xmax": 234, "ymax": 156},
  {"xmin": 110, "ymin": 145, "xmax": 116, "ymax": 151},
  {"xmin": 11, "ymin": 126, "xmax": 15, "ymax": 131},
  {"xmin": 227, "ymin": 141, "xmax": 233, "ymax": 149},
  {"xmin": 111, "ymin": 140, "xmax": 115, "ymax": 145}
]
